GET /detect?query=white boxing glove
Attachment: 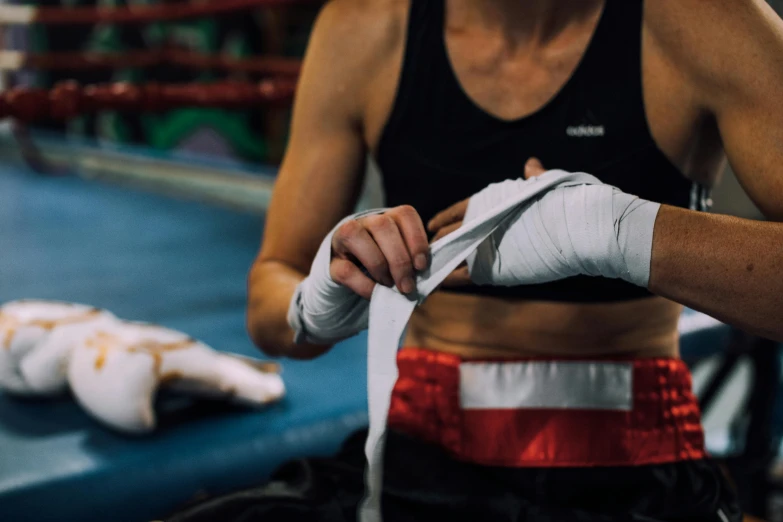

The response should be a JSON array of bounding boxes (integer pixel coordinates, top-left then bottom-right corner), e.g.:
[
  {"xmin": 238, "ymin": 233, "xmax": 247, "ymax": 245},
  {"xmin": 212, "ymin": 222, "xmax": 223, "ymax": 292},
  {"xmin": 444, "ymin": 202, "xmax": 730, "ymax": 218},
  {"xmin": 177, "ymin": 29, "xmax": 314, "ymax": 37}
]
[
  {"xmin": 287, "ymin": 209, "xmax": 388, "ymax": 344},
  {"xmin": 68, "ymin": 321, "xmax": 285, "ymax": 434},
  {"xmin": 465, "ymin": 170, "xmax": 661, "ymax": 288},
  {"xmin": 0, "ymin": 300, "xmax": 118, "ymax": 396}
]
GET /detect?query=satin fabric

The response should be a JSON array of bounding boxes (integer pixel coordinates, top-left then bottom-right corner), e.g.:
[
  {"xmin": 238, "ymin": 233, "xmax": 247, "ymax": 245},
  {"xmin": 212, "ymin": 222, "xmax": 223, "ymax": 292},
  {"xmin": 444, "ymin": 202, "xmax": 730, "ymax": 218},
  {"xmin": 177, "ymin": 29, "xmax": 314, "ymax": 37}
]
[{"xmin": 388, "ymin": 349, "xmax": 706, "ymax": 467}]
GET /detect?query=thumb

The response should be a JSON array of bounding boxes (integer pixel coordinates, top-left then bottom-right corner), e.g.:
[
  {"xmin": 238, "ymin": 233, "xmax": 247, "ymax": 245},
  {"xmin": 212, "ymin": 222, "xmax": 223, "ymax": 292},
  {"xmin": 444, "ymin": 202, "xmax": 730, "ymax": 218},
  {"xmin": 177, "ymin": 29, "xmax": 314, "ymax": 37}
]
[{"xmin": 524, "ymin": 157, "xmax": 546, "ymax": 179}]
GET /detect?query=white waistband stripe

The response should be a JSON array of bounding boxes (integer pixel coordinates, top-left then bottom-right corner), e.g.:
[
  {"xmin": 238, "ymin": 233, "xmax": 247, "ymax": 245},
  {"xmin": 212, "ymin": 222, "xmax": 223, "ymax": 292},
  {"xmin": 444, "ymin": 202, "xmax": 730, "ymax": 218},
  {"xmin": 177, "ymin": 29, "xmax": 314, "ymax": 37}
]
[{"xmin": 459, "ymin": 361, "xmax": 633, "ymax": 411}]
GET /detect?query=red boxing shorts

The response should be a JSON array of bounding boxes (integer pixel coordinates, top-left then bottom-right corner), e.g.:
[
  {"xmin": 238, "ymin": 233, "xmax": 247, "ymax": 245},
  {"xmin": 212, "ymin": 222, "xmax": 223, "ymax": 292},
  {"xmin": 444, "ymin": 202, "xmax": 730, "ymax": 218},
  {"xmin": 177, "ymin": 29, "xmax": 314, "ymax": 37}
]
[
  {"xmin": 165, "ymin": 349, "xmax": 742, "ymax": 522},
  {"xmin": 387, "ymin": 348, "xmax": 706, "ymax": 467}
]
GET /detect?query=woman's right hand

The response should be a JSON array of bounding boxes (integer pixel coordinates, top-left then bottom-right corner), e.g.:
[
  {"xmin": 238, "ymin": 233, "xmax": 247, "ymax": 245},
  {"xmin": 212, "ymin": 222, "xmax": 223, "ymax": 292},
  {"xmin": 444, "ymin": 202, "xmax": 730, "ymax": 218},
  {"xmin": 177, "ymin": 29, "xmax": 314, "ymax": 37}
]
[{"xmin": 330, "ymin": 205, "xmax": 430, "ymax": 299}]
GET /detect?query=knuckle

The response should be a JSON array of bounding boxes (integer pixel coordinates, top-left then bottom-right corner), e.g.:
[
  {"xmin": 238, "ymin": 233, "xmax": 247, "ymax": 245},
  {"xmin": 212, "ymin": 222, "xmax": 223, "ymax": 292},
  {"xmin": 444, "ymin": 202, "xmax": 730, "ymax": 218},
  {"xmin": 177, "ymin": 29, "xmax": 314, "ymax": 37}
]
[
  {"xmin": 394, "ymin": 205, "xmax": 418, "ymax": 219},
  {"xmin": 331, "ymin": 261, "xmax": 354, "ymax": 283},
  {"xmin": 365, "ymin": 258, "xmax": 388, "ymax": 274},
  {"xmin": 413, "ymin": 231, "xmax": 430, "ymax": 246},
  {"xmin": 389, "ymin": 259, "xmax": 412, "ymax": 274},
  {"xmin": 337, "ymin": 219, "xmax": 361, "ymax": 239},
  {"xmin": 365, "ymin": 214, "xmax": 395, "ymax": 232}
]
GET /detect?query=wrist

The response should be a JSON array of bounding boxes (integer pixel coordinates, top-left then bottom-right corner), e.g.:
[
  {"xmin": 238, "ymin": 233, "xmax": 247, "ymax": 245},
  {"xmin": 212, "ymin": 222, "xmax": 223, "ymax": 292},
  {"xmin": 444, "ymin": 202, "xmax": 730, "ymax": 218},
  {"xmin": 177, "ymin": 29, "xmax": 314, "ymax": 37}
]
[
  {"xmin": 613, "ymin": 191, "xmax": 661, "ymax": 287},
  {"xmin": 287, "ymin": 208, "xmax": 389, "ymax": 345}
]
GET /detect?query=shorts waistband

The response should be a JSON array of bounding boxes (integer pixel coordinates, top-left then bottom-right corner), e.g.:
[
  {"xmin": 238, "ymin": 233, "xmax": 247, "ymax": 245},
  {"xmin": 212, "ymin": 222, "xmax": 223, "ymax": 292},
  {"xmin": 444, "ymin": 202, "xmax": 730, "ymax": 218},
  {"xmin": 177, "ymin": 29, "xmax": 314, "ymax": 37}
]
[{"xmin": 387, "ymin": 348, "xmax": 706, "ymax": 467}]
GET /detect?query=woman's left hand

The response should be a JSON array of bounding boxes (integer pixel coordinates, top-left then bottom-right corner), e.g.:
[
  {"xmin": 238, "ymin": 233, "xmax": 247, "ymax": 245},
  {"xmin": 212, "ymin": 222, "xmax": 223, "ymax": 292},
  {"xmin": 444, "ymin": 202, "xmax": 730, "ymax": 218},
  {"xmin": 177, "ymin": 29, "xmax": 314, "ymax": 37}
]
[{"xmin": 426, "ymin": 158, "xmax": 547, "ymax": 288}]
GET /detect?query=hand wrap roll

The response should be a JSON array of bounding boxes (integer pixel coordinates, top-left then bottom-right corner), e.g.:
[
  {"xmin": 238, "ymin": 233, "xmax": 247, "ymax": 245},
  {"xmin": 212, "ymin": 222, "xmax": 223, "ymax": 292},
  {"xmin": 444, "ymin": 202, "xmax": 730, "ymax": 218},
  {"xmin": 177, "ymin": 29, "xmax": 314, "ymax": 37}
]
[{"xmin": 287, "ymin": 209, "xmax": 388, "ymax": 344}]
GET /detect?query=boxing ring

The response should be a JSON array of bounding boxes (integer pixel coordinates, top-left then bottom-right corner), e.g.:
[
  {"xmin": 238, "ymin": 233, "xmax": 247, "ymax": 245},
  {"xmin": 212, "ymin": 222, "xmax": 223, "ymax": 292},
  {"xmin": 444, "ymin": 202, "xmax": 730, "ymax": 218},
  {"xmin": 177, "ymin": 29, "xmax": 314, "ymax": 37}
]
[{"xmin": 0, "ymin": 1, "xmax": 781, "ymax": 520}]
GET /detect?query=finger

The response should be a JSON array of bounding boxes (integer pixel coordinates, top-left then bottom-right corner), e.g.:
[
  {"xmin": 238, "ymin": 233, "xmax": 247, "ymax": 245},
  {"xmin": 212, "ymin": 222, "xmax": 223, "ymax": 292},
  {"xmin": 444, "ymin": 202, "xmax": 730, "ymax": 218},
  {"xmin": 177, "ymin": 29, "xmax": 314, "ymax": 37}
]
[
  {"xmin": 439, "ymin": 265, "xmax": 472, "ymax": 288},
  {"xmin": 333, "ymin": 220, "xmax": 394, "ymax": 287},
  {"xmin": 525, "ymin": 157, "xmax": 547, "ymax": 179},
  {"xmin": 431, "ymin": 220, "xmax": 462, "ymax": 242},
  {"xmin": 362, "ymin": 214, "xmax": 416, "ymax": 294},
  {"xmin": 329, "ymin": 258, "xmax": 376, "ymax": 300},
  {"xmin": 427, "ymin": 199, "xmax": 469, "ymax": 233},
  {"xmin": 390, "ymin": 206, "xmax": 430, "ymax": 271}
]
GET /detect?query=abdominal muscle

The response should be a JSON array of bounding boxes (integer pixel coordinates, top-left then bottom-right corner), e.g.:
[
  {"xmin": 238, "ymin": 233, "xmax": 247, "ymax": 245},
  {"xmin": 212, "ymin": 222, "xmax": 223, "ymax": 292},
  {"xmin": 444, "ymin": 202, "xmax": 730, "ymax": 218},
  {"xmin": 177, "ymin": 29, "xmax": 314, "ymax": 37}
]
[{"xmin": 403, "ymin": 291, "xmax": 683, "ymax": 360}]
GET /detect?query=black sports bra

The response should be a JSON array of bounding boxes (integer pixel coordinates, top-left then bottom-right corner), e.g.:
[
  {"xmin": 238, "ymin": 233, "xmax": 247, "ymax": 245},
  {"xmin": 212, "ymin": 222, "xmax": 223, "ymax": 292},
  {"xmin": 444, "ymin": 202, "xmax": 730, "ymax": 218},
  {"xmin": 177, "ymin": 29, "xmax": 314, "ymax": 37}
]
[{"xmin": 375, "ymin": 0, "xmax": 708, "ymax": 302}]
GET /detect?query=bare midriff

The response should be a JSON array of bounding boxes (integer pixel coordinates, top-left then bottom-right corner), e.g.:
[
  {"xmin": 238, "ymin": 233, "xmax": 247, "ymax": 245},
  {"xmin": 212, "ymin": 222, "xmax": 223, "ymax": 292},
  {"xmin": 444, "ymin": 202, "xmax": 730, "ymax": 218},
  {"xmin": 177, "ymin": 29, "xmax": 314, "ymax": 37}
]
[{"xmin": 403, "ymin": 291, "xmax": 683, "ymax": 360}]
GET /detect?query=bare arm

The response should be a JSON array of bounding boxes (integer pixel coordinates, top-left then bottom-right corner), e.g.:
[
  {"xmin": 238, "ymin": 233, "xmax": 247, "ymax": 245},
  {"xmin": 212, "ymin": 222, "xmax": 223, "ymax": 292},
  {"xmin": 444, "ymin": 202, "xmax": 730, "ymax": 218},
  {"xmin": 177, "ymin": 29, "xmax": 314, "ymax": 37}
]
[
  {"xmin": 247, "ymin": 1, "xmax": 398, "ymax": 358},
  {"xmin": 647, "ymin": 0, "xmax": 783, "ymax": 340},
  {"xmin": 649, "ymin": 208, "xmax": 783, "ymax": 340}
]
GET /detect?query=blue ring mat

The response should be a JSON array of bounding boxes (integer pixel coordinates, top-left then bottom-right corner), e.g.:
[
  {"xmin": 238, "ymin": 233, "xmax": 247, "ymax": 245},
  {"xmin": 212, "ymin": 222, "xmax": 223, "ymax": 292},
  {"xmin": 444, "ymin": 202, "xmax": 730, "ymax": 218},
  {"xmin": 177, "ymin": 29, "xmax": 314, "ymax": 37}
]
[{"xmin": 0, "ymin": 163, "xmax": 368, "ymax": 522}]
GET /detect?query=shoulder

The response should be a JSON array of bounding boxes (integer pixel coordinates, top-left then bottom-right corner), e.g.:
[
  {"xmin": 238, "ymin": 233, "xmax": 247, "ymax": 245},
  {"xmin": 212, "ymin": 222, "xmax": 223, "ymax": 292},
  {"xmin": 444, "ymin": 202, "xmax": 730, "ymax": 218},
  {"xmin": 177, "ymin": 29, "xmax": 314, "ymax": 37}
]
[
  {"xmin": 300, "ymin": 0, "xmax": 409, "ymax": 118},
  {"xmin": 311, "ymin": 0, "xmax": 409, "ymax": 69},
  {"xmin": 643, "ymin": 0, "xmax": 783, "ymax": 110}
]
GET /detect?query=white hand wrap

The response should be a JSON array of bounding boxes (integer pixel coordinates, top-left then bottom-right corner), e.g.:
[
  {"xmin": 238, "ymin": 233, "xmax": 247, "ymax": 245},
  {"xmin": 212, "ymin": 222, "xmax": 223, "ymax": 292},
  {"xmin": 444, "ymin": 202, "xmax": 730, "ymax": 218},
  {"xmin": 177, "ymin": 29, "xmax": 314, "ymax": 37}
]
[
  {"xmin": 465, "ymin": 170, "xmax": 661, "ymax": 287},
  {"xmin": 0, "ymin": 300, "xmax": 118, "ymax": 396},
  {"xmin": 287, "ymin": 209, "xmax": 388, "ymax": 344},
  {"xmin": 68, "ymin": 321, "xmax": 285, "ymax": 433},
  {"xmin": 359, "ymin": 170, "xmax": 661, "ymax": 522}
]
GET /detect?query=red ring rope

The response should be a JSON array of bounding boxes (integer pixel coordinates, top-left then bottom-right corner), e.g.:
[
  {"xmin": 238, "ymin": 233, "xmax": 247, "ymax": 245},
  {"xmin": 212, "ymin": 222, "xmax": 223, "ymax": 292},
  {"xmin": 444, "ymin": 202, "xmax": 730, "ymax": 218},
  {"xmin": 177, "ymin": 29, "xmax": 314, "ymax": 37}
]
[
  {"xmin": 0, "ymin": 79, "xmax": 297, "ymax": 122},
  {"xmin": 0, "ymin": 0, "xmax": 320, "ymax": 26},
  {"xmin": 0, "ymin": 50, "xmax": 301, "ymax": 77}
]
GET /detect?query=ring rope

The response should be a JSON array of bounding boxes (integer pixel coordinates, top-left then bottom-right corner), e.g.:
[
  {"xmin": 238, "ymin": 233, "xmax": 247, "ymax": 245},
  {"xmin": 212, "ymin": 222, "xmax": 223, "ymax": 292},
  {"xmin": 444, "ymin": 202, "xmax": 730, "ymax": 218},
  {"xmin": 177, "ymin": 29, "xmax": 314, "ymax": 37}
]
[
  {"xmin": 0, "ymin": 0, "xmax": 319, "ymax": 27},
  {"xmin": 0, "ymin": 78, "xmax": 297, "ymax": 122},
  {"xmin": 0, "ymin": 50, "xmax": 301, "ymax": 76}
]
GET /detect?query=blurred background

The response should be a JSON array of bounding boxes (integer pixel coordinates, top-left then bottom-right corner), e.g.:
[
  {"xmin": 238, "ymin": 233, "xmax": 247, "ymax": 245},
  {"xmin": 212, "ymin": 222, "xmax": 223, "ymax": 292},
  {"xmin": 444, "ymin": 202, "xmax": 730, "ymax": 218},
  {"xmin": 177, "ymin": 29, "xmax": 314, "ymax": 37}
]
[
  {"xmin": 3, "ymin": 0, "xmax": 780, "ymax": 216},
  {"xmin": 0, "ymin": 1, "xmax": 782, "ymax": 521},
  {"xmin": 4, "ymin": 0, "xmax": 316, "ymax": 162}
]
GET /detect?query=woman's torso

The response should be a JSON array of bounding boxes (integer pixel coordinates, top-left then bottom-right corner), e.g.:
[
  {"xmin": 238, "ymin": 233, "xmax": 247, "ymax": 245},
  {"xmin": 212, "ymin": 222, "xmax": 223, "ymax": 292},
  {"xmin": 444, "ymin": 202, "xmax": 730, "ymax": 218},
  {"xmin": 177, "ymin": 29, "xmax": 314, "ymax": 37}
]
[{"xmin": 360, "ymin": 0, "xmax": 725, "ymax": 359}]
